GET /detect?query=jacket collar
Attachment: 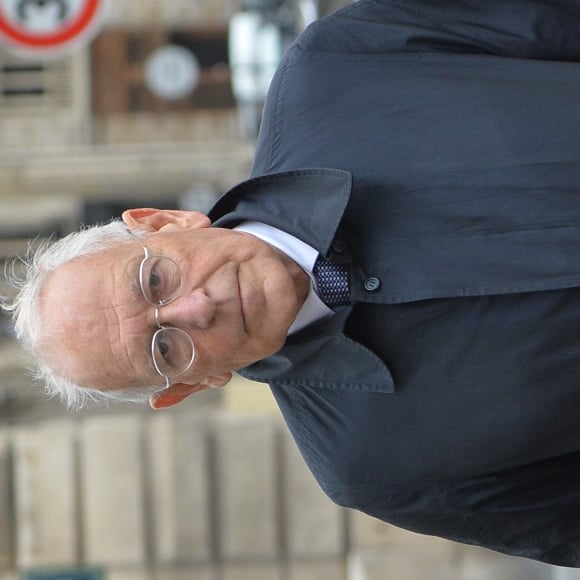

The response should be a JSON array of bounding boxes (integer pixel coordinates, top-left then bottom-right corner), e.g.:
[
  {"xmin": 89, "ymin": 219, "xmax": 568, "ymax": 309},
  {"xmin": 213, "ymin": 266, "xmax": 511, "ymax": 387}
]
[
  {"xmin": 209, "ymin": 168, "xmax": 395, "ymax": 394},
  {"xmin": 209, "ymin": 168, "xmax": 352, "ymax": 257},
  {"xmin": 239, "ymin": 306, "xmax": 394, "ymax": 393}
]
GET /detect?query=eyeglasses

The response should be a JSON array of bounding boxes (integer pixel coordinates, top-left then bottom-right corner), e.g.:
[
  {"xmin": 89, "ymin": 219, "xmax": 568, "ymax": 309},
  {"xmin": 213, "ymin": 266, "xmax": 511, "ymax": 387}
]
[{"xmin": 138, "ymin": 246, "xmax": 195, "ymax": 389}]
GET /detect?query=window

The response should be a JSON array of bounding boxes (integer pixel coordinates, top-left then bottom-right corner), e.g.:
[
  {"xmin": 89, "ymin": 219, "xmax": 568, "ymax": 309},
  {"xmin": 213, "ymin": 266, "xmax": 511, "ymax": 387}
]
[
  {"xmin": 91, "ymin": 28, "xmax": 235, "ymax": 114},
  {"xmin": 0, "ymin": 53, "xmax": 73, "ymax": 114}
]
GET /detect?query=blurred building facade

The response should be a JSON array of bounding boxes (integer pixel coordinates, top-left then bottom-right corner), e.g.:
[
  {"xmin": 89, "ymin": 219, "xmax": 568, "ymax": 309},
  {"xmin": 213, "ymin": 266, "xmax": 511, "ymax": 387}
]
[{"xmin": 0, "ymin": 0, "xmax": 253, "ymax": 223}]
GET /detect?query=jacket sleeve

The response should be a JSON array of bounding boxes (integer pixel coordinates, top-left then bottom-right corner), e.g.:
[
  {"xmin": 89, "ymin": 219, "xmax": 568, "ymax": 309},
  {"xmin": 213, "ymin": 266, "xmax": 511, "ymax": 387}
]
[
  {"xmin": 299, "ymin": 0, "xmax": 580, "ymax": 62},
  {"xmin": 338, "ymin": 452, "xmax": 580, "ymax": 567}
]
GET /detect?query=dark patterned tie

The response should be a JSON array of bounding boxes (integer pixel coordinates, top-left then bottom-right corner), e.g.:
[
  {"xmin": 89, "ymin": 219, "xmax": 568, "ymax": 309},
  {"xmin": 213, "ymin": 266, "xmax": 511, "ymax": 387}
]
[{"xmin": 313, "ymin": 255, "xmax": 350, "ymax": 307}]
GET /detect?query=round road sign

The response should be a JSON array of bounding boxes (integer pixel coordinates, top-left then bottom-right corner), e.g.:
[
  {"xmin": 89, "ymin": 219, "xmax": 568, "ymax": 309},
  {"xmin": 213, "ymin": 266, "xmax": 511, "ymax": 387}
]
[{"xmin": 0, "ymin": 0, "xmax": 107, "ymax": 58}]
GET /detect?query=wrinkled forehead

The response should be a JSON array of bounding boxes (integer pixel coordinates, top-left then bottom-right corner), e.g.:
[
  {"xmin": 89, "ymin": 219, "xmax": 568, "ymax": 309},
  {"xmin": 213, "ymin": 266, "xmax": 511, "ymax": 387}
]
[
  {"xmin": 40, "ymin": 245, "xmax": 141, "ymax": 316},
  {"xmin": 36, "ymin": 246, "xmax": 147, "ymax": 389}
]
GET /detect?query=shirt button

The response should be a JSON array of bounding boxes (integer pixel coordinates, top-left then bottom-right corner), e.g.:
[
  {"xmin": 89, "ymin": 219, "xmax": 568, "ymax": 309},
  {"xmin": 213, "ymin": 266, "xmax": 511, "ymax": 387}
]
[
  {"xmin": 364, "ymin": 277, "xmax": 381, "ymax": 292},
  {"xmin": 332, "ymin": 240, "xmax": 346, "ymax": 253}
]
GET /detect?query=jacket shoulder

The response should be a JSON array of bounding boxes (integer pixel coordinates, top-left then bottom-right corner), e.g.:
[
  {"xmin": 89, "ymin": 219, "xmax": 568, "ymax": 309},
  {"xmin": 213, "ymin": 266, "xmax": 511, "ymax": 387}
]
[{"xmin": 295, "ymin": 0, "xmax": 580, "ymax": 60}]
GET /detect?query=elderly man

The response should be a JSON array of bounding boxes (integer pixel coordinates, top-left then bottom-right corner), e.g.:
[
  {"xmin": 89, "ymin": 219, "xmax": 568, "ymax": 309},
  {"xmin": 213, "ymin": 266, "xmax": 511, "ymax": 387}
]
[{"xmin": 6, "ymin": 0, "xmax": 580, "ymax": 567}]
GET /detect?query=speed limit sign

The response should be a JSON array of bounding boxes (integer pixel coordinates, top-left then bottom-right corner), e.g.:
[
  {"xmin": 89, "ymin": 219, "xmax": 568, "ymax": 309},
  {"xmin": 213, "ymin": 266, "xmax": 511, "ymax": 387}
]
[{"xmin": 0, "ymin": 0, "xmax": 108, "ymax": 57}]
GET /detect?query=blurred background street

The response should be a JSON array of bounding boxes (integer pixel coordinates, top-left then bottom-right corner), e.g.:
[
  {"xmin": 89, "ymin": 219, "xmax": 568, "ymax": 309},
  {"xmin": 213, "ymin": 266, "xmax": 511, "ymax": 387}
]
[{"xmin": 0, "ymin": 1, "xmax": 577, "ymax": 579}]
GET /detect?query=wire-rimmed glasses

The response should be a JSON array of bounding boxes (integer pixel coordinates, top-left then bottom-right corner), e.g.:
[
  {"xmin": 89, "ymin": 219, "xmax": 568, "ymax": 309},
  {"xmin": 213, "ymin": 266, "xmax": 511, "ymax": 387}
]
[{"xmin": 138, "ymin": 246, "xmax": 195, "ymax": 389}]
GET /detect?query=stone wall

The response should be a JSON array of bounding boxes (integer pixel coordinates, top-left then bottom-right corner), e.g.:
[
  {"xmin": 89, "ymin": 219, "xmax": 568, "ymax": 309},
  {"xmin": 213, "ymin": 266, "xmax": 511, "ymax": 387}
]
[
  {"xmin": 0, "ymin": 412, "xmax": 346, "ymax": 579},
  {"xmin": 0, "ymin": 411, "xmax": 574, "ymax": 579}
]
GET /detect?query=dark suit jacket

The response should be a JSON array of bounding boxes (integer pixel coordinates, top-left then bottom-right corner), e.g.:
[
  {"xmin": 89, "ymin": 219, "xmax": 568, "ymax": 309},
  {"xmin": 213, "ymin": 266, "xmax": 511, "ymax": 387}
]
[{"xmin": 209, "ymin": 0, "xmax": 580, "ymax": 566}]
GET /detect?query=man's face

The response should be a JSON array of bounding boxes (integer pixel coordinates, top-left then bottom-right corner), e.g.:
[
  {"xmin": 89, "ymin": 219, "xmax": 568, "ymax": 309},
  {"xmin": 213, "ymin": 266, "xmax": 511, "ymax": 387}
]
[{"xmin": 39, "ymin": 209, "xmax": 309, "ymax": 407}]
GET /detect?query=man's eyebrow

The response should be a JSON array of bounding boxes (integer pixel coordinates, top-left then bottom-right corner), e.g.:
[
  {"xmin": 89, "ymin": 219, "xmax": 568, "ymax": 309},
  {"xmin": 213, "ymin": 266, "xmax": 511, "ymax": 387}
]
[
  {"xmin": 126, "ymin": 254, "xmax": 144, "ymax": 301},
  {"xmin": 123, "ymin": 253, "xmax": 159, "ymax": 379}
]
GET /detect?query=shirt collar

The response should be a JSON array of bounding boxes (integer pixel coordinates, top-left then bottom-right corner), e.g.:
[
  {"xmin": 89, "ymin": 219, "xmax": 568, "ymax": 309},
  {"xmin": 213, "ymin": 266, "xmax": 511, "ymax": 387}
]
[{"xmin": 233, "ymin": 221, "xmax": 334, "ymax": 335}]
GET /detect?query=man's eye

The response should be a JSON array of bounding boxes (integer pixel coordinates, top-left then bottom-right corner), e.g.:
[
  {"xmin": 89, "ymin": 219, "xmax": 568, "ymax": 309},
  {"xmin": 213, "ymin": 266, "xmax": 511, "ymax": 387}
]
[
  {"xmin": 148, "ymin": 267, "xmax": 165, "ymax": 301},
  {"xmin": 157, "ymin": 338, "xmax": 170, "ymax": 360},
  {"xmin": 142, "ymin": 256, "xmax": 181, "ymax": 306},
  {"xmin": 149, "ymin": 270, "xmax": 162, "ymax": 290}
]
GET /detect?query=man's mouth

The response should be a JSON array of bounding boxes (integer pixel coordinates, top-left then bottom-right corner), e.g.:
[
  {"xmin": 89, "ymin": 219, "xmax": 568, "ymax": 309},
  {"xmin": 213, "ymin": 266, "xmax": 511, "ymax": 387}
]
[{"xmin": 236, "ymin": 267, "xmax": 247, "ymax": 332}]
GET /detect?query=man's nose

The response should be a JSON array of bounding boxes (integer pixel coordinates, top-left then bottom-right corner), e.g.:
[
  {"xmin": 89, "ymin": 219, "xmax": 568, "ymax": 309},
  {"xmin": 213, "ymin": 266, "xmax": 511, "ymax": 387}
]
[{"xmin": 157, "ymin": 289, "xmax": 216, "ymax": 329}]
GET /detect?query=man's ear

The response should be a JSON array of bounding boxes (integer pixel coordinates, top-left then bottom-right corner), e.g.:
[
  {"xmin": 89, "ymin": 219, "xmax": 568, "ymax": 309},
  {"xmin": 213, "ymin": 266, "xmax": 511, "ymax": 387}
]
[
  {"xmin": 122, "ymin": 208, "xmax": 210, "ymax": 234},
  {"xmin": 148, "ymin": 384, "xmax": 205, "ymax": 409},
  {"xmin": 148, "ymin": 373, "xmax": 232, "ymax": 410}
]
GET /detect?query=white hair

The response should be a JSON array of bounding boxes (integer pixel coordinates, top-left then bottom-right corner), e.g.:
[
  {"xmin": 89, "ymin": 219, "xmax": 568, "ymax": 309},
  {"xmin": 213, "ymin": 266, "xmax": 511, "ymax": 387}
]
[{"xmin": 1, "ymin": 220, "xmax": 160, "ymax": 411}]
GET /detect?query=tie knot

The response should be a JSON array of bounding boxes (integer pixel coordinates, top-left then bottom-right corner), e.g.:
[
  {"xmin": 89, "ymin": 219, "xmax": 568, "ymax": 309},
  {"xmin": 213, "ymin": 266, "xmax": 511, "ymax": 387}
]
[{"xmin": 313, "ymin": 256, "xmax": 350, "ymax": 307}]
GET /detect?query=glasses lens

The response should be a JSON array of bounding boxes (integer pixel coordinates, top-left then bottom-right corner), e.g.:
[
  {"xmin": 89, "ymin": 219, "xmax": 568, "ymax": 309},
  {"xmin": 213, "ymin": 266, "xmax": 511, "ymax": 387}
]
[
  {"xmin": 141, "ymin": 255, "xmax": 182, "ymax": 306},
  {"xmin": 152, "ymin": 327, "xmax": 195, "ymax": 378}
]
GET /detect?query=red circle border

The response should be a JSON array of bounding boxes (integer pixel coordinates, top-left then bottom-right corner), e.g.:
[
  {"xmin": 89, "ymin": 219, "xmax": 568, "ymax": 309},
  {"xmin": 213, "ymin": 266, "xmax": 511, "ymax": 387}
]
[{"xmin": 0, "ymin": 0, "xmax": 101, "ymax": 47}]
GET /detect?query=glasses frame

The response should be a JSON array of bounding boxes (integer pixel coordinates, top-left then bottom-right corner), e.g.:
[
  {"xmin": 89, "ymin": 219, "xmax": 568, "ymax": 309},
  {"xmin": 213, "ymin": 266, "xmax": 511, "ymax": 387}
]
[{"xmin": 138, "ymin": 246, "xmax": 195, "ymax": 390}]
